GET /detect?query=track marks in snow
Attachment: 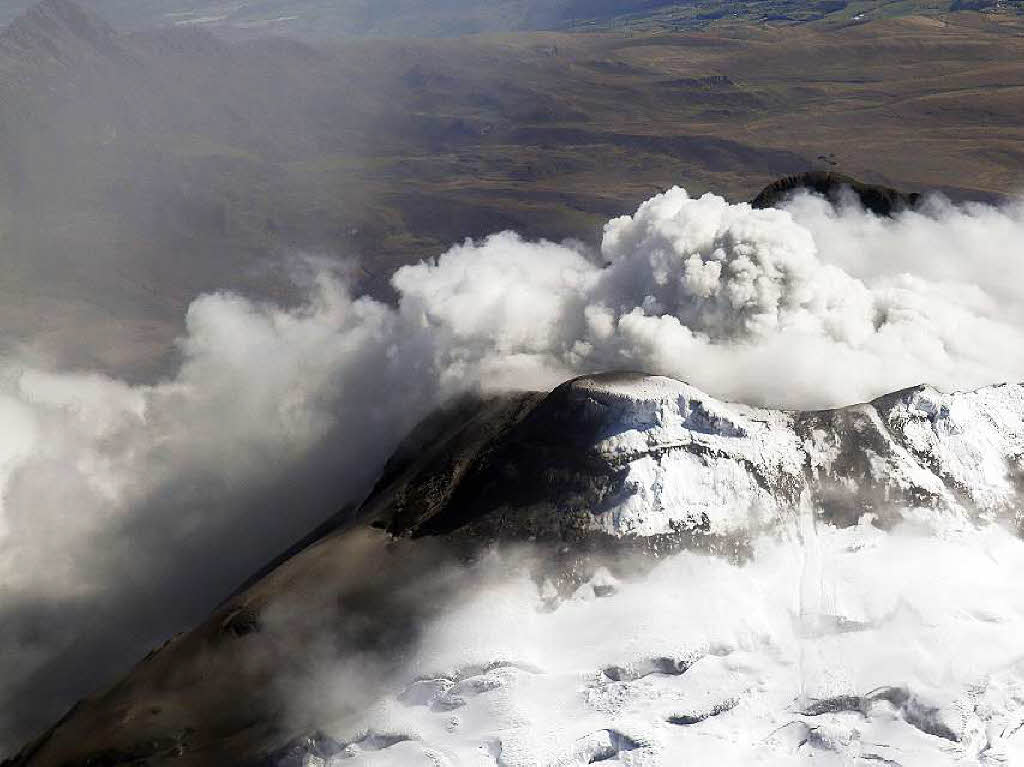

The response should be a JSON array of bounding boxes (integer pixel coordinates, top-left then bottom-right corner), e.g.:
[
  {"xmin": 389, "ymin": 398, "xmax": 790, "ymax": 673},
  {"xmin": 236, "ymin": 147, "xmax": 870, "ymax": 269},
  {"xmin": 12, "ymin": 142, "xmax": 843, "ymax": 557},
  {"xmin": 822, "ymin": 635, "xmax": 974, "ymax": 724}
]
[
  {"xmin": 666, "ymin": 697, "xmax": 739, "ymax": 726},
  {"xmin": 798, "ymin": 686, "xmax": 960, "ymax": 742},
  {"xmin": 399, "ymin": 661, "xmax": 539, "ymax": 712},
  {"xmin": 492, "ymin": 729, "xmax": 643, "ymax": 766},
  {"xmin": 601, "ymin": 654, "xmax": 698, "ymax": 683}
]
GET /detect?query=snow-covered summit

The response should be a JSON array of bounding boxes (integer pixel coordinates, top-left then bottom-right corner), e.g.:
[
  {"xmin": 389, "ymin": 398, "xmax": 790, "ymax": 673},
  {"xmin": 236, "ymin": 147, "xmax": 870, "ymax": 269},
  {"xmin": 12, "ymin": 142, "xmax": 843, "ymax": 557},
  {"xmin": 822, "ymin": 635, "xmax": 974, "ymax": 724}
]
[
  {"xmin": 364, "ymin": 373, "xmax": 1024, "ymax": 541},
  {"xmin": 549, "ymin": 372, "xmax": 752, "ymax": 441}
]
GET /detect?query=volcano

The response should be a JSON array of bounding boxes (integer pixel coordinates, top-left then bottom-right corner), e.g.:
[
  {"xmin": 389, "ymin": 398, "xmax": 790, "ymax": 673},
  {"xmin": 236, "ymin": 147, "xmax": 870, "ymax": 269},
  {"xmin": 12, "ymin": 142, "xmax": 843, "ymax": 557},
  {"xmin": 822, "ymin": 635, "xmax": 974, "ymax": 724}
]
[{"xmin": 7, "ymin": 373, "xmax": 1024, "ymax": 766}]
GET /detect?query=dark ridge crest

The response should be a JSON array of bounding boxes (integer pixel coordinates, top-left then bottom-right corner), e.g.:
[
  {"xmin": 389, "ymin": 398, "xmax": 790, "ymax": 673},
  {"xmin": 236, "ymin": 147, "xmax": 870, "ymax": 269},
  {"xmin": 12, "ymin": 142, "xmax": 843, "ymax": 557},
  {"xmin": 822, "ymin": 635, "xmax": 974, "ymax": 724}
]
[{"xmin": 751, "ymin": 171, "xmax": 921, "ymax": 216}]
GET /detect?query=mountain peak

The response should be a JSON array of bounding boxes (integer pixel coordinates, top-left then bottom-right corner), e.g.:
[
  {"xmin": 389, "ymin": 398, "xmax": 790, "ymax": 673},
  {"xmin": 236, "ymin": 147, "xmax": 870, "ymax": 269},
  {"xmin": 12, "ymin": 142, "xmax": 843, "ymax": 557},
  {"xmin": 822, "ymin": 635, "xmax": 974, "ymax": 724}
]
[
  {"xmin": 361, "ymin": 372, "xmax": 1024, "ymax": 542},
  {"xmin": 1, "ymin": 0, "xmax": 120, "ymax": 63},
  {"xmin": 559, "ymin": 371, "xmax": 698, "ymax": 401},
  {"xmin": 751, "ymin": 171, "xmax": 922, "ymax": 216}
]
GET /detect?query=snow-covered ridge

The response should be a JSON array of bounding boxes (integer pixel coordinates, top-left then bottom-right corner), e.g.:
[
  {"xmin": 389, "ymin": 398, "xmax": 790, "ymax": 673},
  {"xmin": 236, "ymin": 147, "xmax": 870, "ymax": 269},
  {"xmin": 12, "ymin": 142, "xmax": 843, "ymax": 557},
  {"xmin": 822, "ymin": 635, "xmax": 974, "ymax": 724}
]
[
  {"xmin": 366, "ymin": 373, "xmax": 1024, "ymax": 540},
  {"xmin": 801, "ymin": 382, "xmax": 1024, "ymax": 530}
]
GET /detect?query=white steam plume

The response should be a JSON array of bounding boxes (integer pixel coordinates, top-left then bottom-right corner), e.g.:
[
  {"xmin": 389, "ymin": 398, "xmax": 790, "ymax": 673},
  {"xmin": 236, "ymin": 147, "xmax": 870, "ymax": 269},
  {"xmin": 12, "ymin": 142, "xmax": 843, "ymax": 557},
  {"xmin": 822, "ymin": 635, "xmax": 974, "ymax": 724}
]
[
  {"xmin": 398, "ymin": 187, "xmax": 1024, "ymax": 406},
  {"xmin": 2, "ymin": 185, "xmax": 1024, "ymax": 751}
]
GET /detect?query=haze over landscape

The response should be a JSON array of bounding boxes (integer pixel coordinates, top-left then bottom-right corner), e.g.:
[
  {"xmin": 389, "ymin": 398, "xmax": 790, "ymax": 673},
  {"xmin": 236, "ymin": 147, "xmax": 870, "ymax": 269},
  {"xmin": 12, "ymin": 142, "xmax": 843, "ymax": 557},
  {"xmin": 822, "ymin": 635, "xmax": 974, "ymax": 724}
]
[{"xmin": 0, "ymin": 0, "xmax": 1022, "ymax": 765}]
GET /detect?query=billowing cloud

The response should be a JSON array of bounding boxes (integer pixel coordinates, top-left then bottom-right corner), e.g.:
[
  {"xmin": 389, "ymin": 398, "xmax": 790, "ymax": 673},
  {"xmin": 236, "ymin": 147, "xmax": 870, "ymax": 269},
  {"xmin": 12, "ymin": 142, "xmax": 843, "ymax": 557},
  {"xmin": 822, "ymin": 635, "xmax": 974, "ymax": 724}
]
[
  {"xmin": 395, "ymin": 187, "xmax": 1024, "ymax": 407},
  {"xmin": 3, "ymin": 184, "xmax": 1024, "ymax": 752},
  {"xmin": 0, "ymin": 273, "xmax": 438, "ymax": 747}
]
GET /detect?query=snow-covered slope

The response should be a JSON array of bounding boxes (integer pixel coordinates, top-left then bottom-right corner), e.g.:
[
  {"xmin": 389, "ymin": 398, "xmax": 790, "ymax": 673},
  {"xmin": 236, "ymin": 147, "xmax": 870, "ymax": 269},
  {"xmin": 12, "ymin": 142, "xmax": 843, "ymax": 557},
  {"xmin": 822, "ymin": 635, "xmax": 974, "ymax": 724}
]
[
  {"xmin": 261, "ymin": 524, "xmax": 1024, "ymax": 767},
  {"xmin": 9, "ymin": 373, "xmax": 1024, "ymax": 767}
]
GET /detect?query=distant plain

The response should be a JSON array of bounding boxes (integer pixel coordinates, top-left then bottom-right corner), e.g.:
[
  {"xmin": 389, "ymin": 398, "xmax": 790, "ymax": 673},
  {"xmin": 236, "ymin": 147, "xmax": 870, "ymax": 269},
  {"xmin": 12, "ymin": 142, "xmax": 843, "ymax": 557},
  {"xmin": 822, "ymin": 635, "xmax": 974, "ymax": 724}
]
[{"xmin": 0, "ymin": 2, "xmax": 1021, "ymax": 377}]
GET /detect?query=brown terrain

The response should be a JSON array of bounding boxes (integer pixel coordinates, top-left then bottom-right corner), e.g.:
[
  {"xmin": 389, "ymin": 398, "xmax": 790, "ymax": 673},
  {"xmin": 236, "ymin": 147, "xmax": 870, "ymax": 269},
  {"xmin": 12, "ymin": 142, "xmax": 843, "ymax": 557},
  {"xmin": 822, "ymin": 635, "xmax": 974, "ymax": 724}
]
[{"xmin": 0, "ymin": 2, "xmax": 1021, "ymax": 379}]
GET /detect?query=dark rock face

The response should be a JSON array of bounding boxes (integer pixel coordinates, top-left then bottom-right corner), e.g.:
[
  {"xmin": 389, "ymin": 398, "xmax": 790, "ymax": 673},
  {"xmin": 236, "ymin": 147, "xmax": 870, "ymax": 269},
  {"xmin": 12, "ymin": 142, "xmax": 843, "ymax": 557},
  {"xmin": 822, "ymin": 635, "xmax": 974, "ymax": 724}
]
[
  {"xmin": 363, "ymin": 373, "xmax": 797, "ymax": 548},
  {"xmin": 369, "ymin": 376, "xmax": 651, "ymax": 541},
  {"xmin": 750, "ymin": 171, "xmax": 921, "ymax": 216},
  {"xmin": 360, "ymin": 390, "xmax": 548, "ymax": 537}
]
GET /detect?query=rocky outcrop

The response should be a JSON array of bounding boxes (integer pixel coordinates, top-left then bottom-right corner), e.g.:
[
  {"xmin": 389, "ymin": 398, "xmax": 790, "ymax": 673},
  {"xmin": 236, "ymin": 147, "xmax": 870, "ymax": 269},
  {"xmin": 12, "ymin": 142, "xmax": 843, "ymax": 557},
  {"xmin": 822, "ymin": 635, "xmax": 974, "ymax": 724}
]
[{"xmin": 751, "ymin": 171, "xmax": 921, "ymax": 216}]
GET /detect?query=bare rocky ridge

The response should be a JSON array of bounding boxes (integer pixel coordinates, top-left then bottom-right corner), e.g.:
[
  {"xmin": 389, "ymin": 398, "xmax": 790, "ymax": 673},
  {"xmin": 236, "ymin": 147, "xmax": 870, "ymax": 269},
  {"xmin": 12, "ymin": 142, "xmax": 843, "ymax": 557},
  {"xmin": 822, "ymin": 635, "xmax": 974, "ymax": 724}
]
[
  {"xmin": 6, "ymin": 372, "xmax": 1024, "ymax": 766},
  {"xmin": 750, "ymin": 171, "xmax": 923, "ymax": 216}
]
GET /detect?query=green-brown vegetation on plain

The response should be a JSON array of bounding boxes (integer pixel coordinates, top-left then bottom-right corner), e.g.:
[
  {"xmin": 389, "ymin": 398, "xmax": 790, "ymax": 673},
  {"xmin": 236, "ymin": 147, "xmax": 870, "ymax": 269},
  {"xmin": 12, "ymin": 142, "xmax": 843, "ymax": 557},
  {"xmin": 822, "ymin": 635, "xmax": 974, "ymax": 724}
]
[{"xmin": 0, "ymin": 1, "xmax": 1021, "ymax": 378}]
